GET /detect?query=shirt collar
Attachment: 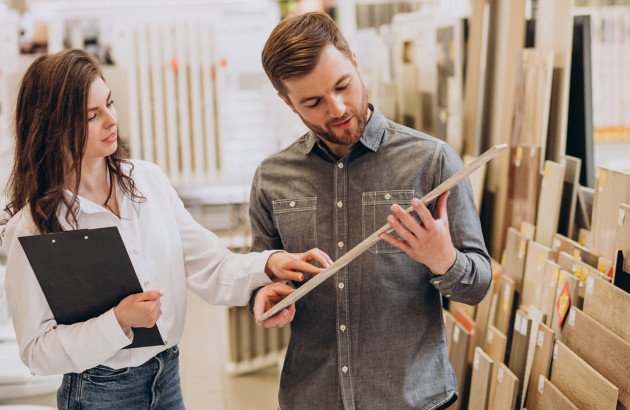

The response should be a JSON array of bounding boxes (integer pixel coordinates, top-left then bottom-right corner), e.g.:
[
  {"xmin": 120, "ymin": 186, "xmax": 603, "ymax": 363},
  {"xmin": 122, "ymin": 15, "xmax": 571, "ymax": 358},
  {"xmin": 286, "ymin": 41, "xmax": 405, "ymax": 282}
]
[{"xmin": 304, "ymin": 104, "xmax": 387, "ymax": 156}]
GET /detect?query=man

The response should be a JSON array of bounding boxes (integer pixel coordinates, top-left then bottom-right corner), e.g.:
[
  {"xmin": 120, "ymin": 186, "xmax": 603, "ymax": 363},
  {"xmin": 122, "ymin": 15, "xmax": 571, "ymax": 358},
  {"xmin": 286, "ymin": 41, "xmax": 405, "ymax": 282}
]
[{"xmin": 250, "ymin": 12, "xmax": 492, "ymax": 409}]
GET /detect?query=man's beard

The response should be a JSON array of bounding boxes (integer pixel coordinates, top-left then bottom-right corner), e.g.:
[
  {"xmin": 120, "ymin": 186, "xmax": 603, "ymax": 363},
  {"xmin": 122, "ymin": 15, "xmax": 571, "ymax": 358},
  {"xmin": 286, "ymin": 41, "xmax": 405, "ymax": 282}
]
[{"xmin": 299, "ymin": 85, "xmax": 369, "ymax": 146}]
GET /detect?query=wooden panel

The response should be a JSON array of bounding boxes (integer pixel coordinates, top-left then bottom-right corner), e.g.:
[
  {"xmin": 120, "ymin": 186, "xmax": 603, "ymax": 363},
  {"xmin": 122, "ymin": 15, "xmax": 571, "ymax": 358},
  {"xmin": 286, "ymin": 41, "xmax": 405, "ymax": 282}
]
[
  {"xmin": 473, "ymin": 280, "xmax": 495, "ymax": 356},
  {"xmin": 535, "ymin": 0, "xmax": 575, "ymax": 163},
  {"xmin": 508, "ymin": 309, "xmax": 532, "ymax": 405},
  {"xmin": 494, "ymin": 274, "xmax": 516, "ymax": 336},
  {"xmin": 491, "ymin": 363, "xmax": 519, "ymax": 410},
  {"xmin": 583, "ymin": 274, "xmax": 630, "ymax": 343},
  {"xmin": 520, "ymin": 221, "xmax": 536, "ymax": 240},
  {"xmin": 444, "ymin": 309, "xmax": 457, "ymax": 355},
  {"xmin": 485, "ymin": 325, "xmax": 508, "ymax": 410},
  {"xmin": 614, "ymin": 203, "xmax": 630, "ymax": 275},
  {"xmin": 550, "ymin": 341, "xmax": 618, "ymax": 409},
  {"xmin": 558, "ymin": 155, "xmax": 581, "ymax": 239},
  {"xmin": 525, "ymin": 323, "xmax": 556, "ymax": 410},
  {"xmin": 503, "ymin": 227, "xmax": 529, "ymax": 293},
  {"xmin": 449, "ymin": 300, "xmax": 476, "ymax": 323},
  {"xmin": 563, "ymin": 307, "xmax": 630, "ymax": 410},
  {"xmin": 536, "ymin": 376, "xmax": 579, "ymax": 410},
  {"xmin": 521, "ymin": 241, "xmax": 552, "ymax": 309},
  {"xmin": 540, "ymin": 260, "xmax": 561, "ymax": 327},
  {"xmin": 487, "ymin": 0, "xmax": 527, "ymax": 259},
  {"xmin": 550, "ymin": 270, "xmax": 579, "ymax": 333},
  {"xmin": 463, "ymin": 0, "xmax": 490, "ymax": 157},
  {"xmin": 505, "ymin": 145, "xmax": 541, "ymax": 235},
  {"xmin": 470, "ymin": 347, "xmax": 494, "ymax": 410},
  {"xmin": 449, "ymin": 321, "xmax": 471, "ymax": 410},
  {"xmin": 576, "ymin": 185, "xmax": 594, "ymax": 233},
  {"xmin": 535, "ymin": 161, "xmax": 566, "ymax": 247},
  {"xmin": 591, "ymin": 167, "xmax": 630, "ymax": 259},
  {"xmin": 463, "ymin": 155, "xmax": 487, "ymax": 213}
]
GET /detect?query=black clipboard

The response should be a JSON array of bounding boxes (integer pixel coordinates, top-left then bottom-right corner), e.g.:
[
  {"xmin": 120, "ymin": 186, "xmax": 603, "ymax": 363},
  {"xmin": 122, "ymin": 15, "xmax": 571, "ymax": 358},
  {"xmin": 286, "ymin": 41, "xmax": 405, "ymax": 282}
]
[{"xmin": 18, "ymin": 226, "xmax": 163, "ymax": 349}]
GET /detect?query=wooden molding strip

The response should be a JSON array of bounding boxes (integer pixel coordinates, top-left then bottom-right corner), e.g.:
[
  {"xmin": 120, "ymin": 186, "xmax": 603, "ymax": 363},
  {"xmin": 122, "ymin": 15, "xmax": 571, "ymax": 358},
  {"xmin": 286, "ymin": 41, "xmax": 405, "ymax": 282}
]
[{"xmin": 259, "ymin": 144, "xmax": 509, "ymax": 321}]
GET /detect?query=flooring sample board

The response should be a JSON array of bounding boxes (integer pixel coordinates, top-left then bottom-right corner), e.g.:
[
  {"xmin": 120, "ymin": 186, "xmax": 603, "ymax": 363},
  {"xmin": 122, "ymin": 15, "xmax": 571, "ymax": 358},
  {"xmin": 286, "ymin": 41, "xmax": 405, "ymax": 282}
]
[
  {"xmin": 510, "ymin": 48, "xmax": 554, "ymax": 161},
  {"xmin": 494, "ymin": 274, "xmax": 517, "ymax": 336},
  {"xmin": 591, "ymin": 167, "xmax": 630, "ymax": 259},
  {"xmin": 449, "ymin": 300, "xmax": 476, "ymax": 324},
  {"xmin": 508, "ymin": 309, "xmax": 532, "ymax": 404},
  {"xmin": 463, "ymin": 154, "xmax": 487, "ymax": 213},
  {"xmin": 550, "ymin": 270, "xmax": 579, "ymax": 333},
  {"xmin": 454, "ymin": 308, "xmax": 476, "ymax": 364},
  {"xmin": 473, "ymin": 280, "xmax": 495, "ymax": 357},
  {"xmin": 505, "ymin": 145, "xmax": 542, "ymax": 236},
  {"xmin": 535, "ymin": 160, "xmax": 566, "ymax": 247},
  {"xmin": 563, "ymin": 307, "xmax": 630, "ymax": 410},
  {"xmin": 566, "ymin": 15, "xmax": 595, "ymax": 189},
  {"xmin": 449, "ymin": 321, "xmax": 472, "ymax": 410},
  {"xmin": 525, "ymin": 323, "xmax": 556, "ymax": 410},
  {"xmin": 583, "ymin": 274, "xmax": 630, "ymax": 343},
  {"xmin": 463, "ymin": 0, "xmax": 491, "ymax": 157},
  {"xmin": 521, "ymin": 241, "xmax": 552, "ymax": 309},
  {"xmin": 614, "ymin": 203, "xmax": 630, "ymax": 275},
  {"xmin": 484, "ymin": 325, "xmax": 508, "ymax": 410},
  {"xmin": 491, "ymin": 363, "xmax": 519, "ymax": 410},
  {"xmin": 535, "ymin": 0, "xmax": 575, "ymax": 163},
  {"xmin": 484, "ymin": 325, "xmax": 508, "ymax": 365},
  {"xmin": 520, "ymin": 221, "xmax": 536, "ymax": 241},
  {"xmin": 535, "ymin": 376, "xmax": 579, "ymax": 410},
  {"xmin": 469, "ymin": 347, "xmax": 494, "ymax": 410},
  {"xmin": 444, "ymin": 309, "xmax": 457, "ymax": 356},
  {"xmin": 550, "ymin": 341, "xmax": 618, "ymax": 410},
  {"xmin": 503, "ymin": 227, "xmax": 529, "ymax": 293},
  {"xmin": 485, "ymin": 0, "xmax": 527, "ymax": 259},
  {"xmin": 540, "ymin": 260, "xmax": 562, "ymax": 327},
  {"xmin": 558, "ymin": 155, "xmax": 582, "ymax": 239}
]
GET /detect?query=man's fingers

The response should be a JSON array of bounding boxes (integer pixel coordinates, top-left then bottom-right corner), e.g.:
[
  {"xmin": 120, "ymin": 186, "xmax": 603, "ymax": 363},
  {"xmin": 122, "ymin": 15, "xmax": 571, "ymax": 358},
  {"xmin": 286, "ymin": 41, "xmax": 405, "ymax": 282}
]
[
  {"xmin": 303, "ymin": 249, "xmax": 333, "ymax": 267},
  {"xmin": 410, "ymin": 198, "xmax": 437, "ymax": 231},
  {"xmin": 434, "ymin": 191, "xmax": 450, "ymax": 221}
]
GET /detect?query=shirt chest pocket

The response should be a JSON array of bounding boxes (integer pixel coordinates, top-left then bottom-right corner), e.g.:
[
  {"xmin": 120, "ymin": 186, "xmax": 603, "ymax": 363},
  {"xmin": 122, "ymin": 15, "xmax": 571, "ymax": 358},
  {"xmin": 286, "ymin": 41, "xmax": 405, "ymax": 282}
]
[
  {"xmin": 273, "ymin": 197, "xmax": 318, "ymax": 253},
  {"xmin": 362, "ymin": 190, "xmax": 415, "ymax": 254}
]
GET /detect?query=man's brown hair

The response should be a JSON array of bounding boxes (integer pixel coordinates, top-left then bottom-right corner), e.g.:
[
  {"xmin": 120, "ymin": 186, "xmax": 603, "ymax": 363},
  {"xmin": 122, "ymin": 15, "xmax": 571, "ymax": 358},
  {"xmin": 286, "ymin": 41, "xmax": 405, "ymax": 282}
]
[{"xmin": 261, "ymin": 12, "xmax": 353, "ymax": 97}]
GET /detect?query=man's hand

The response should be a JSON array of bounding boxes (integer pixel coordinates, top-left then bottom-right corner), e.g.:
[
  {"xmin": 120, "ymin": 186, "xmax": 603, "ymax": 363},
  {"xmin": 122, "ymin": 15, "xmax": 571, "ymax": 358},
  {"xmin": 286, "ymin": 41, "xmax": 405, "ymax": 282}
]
[
  {"xmin": 265, "ymin": 248, "xmax": 332, "ymax": 281},
  {"xmin": 379, "ymin": 191, "xmax": 457, "ymax": 275},
  {"xmin": 254, "ymin": 282, "xmax": 296, "ymax": 328},
  {"xmin": 113, "ymin": 290, "xmax": 163, "ymax": 329}
]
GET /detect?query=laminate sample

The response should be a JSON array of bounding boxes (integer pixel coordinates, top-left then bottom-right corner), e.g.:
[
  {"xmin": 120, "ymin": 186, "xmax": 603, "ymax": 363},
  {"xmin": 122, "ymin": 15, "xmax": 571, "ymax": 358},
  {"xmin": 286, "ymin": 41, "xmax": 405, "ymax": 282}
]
[
  {"xmin": 563, "ymin": 307, "xmax": 630, "ymax": 410},
  {"xmin": 535, "ymin": 161, "xmax": 566, "ymax": 247},
  {"xmin": 469, "ymin": 347, "xmax": 494, "ymax": 410},
  {"xmin": 525, "ymin": 323, "xmax": 556, "ymax": 410},
  {"xmin": 449, "ymin": 321, "xmax": 472, "ymax": 410},
  {"xmin": 508, "ymin": 309, "xmax": 532, "ymax": 404},
  {"xmin": 591, "ymin": 167, "xmax": 630, "ymax": 259},
  {"xmin": 495, "ymin": 274, "xmax": 517, "ymax": 336},
  {"xmin": 614, "ymin": 203, "xmax": 630, "ymax": 275},
  {"xmin": 535, "ymin": 376, "xmax": 579, "ymax": 410},
  {"xmin": 583, "ymin": 274, "xmax": 630, "ymax": 343},
  {"xmin": 491, "ymin": 363, "xmax": 519, "ymax": 410},
  {"xmin": 540, "ymin": 260, "xmax": 561, "ymax": 327},
  {"xmin": 503, "ymin": 226, "xmax": 529, "ymax": 293},
  {"xmin": 521, "ymin": 241, "xmax": 552, "ymax": 309},
  {"xmin": 558, "ymin": 155, "xmax": 581, "ymax": 239},
  {"xmin": 550, "ymin": 341, "xmax": 618, "ymax": 409},
  {"xmin": 550, "ymin": 270, "xmax": 579, "ymax": 333},
  {"xmin": 474, "ymin": 280, "xmax": 495, "ymax": 357},
  {"xmin": 505, "ymin": 145, "xmax": 541, "ymax": 235}
]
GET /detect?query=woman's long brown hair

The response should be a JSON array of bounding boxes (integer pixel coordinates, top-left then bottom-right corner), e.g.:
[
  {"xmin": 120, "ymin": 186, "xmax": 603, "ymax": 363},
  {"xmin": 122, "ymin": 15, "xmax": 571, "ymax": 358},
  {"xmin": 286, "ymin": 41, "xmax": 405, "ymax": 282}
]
[{"xmin": 1, "ymin": 49, "xmax": 144, "ymax": 233}]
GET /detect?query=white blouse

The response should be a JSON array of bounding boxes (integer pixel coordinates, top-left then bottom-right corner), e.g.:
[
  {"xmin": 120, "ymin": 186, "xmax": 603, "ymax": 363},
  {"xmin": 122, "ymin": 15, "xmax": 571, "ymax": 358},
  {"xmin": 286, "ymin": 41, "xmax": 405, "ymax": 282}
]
[{"xmin": 1, "ymin": 160, "xmax": 273, "ymax": 375}]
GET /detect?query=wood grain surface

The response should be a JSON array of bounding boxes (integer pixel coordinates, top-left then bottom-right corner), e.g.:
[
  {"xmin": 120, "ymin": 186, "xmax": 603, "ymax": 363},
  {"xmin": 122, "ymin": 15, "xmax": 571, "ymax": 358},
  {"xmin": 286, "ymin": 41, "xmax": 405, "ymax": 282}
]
[{"xmin": 469, "ymin": 347, "xmax": 494, "ymax": 410}]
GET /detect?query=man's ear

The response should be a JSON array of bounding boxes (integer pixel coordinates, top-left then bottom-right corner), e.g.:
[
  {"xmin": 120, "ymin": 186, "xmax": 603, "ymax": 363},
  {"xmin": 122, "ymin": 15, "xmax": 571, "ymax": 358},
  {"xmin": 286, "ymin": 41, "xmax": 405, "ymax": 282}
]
[{"xmin": 278, "ymin": 92, "xmax": 298, "ymax": 114}]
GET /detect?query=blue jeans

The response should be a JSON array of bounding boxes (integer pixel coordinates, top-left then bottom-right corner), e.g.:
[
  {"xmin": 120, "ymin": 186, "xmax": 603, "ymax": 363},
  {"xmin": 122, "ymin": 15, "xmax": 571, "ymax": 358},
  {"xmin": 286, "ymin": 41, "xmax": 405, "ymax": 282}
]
[{"xmin": 57, "ymin": 345, "xmax": 185, "ymax": 409}]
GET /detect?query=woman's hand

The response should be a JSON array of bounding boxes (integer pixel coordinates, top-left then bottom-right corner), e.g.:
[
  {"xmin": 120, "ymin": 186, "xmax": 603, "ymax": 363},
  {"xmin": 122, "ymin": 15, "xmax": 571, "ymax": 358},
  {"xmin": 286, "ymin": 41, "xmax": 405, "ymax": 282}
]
[
  {"xmin": 113, "ymin": 290, "xmax": 163, "ymax": 329},
  {"xmin": 254, "ymin": 282, "xmax": 296, "ymax": 327},
  {"xmin": 265, "ymin": 248, "xmax": 332, "ymax": 281}
]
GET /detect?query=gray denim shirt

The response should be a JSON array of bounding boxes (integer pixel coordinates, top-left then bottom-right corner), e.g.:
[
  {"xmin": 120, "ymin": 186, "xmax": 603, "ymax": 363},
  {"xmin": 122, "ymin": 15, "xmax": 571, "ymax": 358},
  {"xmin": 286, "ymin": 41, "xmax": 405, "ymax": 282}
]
[{"xmin": 248, "ymin": 106, "xmax": 492, "ymax": 409}]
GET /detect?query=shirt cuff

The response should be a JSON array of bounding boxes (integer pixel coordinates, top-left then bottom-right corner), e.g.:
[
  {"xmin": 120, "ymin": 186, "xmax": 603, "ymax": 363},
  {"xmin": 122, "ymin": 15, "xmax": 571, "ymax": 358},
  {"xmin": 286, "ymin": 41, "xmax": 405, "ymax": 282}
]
[
  {"xmin": 429, "ymin": 250, "xmax": 469, "ymax": 297},
  {"xmin": 248, "ymin": 250, "xmax": 276, "ymax": 289},
  {"xmin": 101, "ymin": 308, "xmax": 135, "ymax": 349}
]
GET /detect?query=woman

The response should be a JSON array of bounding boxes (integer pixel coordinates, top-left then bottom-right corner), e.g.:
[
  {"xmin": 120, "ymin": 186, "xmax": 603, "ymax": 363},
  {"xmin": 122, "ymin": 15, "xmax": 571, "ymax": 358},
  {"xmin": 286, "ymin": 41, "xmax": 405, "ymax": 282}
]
[{"xmin": 0, "ymin": 49, "xmax": 331, "ymax": 409}]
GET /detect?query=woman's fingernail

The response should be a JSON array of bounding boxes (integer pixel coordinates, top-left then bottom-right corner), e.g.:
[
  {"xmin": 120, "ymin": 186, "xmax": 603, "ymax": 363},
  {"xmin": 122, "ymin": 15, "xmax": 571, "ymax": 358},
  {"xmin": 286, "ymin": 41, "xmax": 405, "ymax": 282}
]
[{"xmin": 299, "ymin": 274, "xmax": 304, "ymax": 281}]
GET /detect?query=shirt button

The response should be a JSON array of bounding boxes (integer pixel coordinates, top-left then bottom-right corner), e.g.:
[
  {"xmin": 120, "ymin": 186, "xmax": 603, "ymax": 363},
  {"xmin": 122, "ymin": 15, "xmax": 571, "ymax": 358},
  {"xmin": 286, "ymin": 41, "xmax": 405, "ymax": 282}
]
[
  {"xmin": 337, "ymin": 163, "xmax": 344, "ymax": 169},
  {"xmin": 445, "ymin": 294, "xmax": 452, "ymax": 298},
  {"xmin": 338, "ymin": 283, "xmax": 345, "ymax": 289},
  {"xmin": 144, "ymin": 281, "xmax": 151, "ymax": 287},
  {"xmin": 340, "ymin": 325, "xmax": 346, "ymax": 331},
  {"xmin": 342, "ymin": 366, "xmax": 348, "ymax": 373},
  {"xmin": 434, "ymin": 280, "xmax": 441, "ymax": 284},
  {"xmin": 289, "ymin": 201, "xmax": 296, "ymax": 208},
  {"xmin": 337, "ymin": 241, "xmax": 344, "ymax": 248},
  {"xmin": 337, "ymin": 201, "xmax": 343, "ymax": 208},
  {"xmin": 385, "ymin": 193, "xmax": 391, "ymax": 200}
]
